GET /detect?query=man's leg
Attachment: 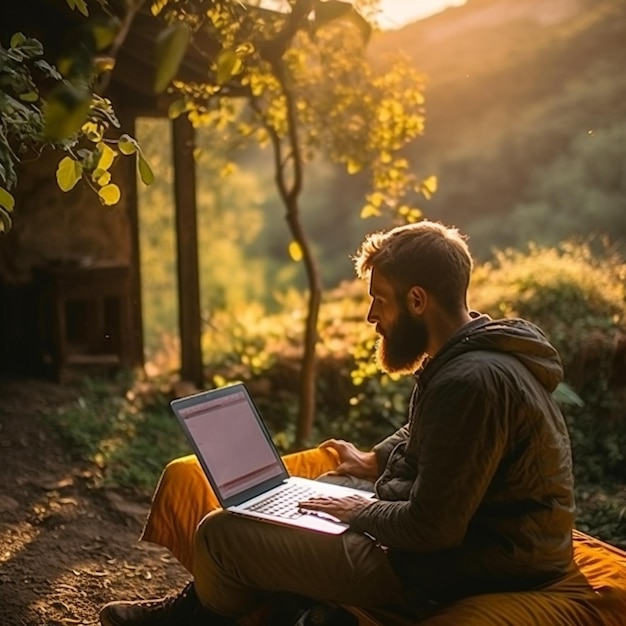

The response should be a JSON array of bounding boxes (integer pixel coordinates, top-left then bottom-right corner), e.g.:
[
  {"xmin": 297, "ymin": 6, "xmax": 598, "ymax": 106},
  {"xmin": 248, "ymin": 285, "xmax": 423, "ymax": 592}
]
[{"xmin": 193, "ymin": 510, "xmax": 406, "ymax": 618}]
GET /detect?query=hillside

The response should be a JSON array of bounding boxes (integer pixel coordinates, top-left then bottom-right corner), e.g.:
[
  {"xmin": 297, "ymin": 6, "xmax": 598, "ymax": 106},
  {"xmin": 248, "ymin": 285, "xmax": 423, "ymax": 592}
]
[{"xmin": 370, "ymin": 0, "xmax": 626, "ymax": 257}]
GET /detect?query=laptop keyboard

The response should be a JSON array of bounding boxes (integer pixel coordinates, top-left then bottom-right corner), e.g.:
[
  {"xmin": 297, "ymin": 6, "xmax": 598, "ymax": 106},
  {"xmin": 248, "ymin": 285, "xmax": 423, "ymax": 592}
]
[{"xmin": 246, "ymin": 483, "xmax": 320, "ymax": 519}]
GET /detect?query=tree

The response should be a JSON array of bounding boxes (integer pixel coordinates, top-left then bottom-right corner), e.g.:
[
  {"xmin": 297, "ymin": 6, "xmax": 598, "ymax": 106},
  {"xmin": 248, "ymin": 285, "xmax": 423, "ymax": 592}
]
[
  {"xmin": 156, "ymin": 0, "xmax": 433, "ymax": 446},
  {"xmin": 0, "ymin": 0, "xmax": 153, "ymax": 233}
]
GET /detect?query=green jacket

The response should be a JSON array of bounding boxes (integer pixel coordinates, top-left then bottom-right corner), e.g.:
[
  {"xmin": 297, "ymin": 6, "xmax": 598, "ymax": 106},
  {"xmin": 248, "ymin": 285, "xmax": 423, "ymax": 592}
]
[{"xmin": 350, "ymin": 314, "xmax": 575, "ymax": 603}]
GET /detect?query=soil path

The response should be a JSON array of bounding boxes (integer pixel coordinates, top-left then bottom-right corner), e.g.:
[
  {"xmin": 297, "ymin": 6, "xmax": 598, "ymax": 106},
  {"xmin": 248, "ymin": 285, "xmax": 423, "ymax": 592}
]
[{"xmin": 0, "ymin": 379, "xmax": 190, "ymax": 626}]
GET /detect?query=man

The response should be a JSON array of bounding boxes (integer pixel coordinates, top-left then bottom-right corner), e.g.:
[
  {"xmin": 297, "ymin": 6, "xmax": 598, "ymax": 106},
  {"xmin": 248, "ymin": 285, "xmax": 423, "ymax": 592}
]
[{"xmin": 99, "ymin": 220, "xmax": 576, "ymax": 625}]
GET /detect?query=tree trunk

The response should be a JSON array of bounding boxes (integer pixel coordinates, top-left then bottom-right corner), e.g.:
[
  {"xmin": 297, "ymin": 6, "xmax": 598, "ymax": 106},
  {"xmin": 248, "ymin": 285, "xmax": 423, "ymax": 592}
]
[
  {"xmin": 285, "ymin": 202, "xmax": 322, "ymax": 448},
  {"xmin": 260, "ymin": 58, "xmax": 322, "ymax": 448}
]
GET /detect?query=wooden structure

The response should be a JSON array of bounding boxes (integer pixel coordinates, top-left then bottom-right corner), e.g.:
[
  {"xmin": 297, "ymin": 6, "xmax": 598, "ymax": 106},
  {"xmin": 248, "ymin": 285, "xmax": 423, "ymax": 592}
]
[
  {"xmin": 0, "ymin": 0, "xmax": 223, "ymax": 385},
  {"xmin": 98, "ymin": 3, "xmax": 213, "ymax": 385},
  {"xmin": 34, "ymin": 262, "xmax": 134, "ymax": 381}
]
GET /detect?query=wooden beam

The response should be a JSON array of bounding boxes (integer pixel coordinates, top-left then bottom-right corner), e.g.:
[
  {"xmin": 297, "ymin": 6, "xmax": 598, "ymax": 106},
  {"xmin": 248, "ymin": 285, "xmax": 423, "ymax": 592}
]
[{"xmin": 172, "ymin": 116, "xmax": 203, "ymax": 386}]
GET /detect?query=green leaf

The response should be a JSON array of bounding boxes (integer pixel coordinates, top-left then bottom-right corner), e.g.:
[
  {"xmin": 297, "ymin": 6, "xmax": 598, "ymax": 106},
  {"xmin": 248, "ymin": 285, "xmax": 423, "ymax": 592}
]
[
  {"xmin": 138, "ymin": 153, "xmax": 154, "ymax": 185},
  {"xmin": 360, "ymin": 204, "xmax": 379, "ymax": 219},
  {"xmin": 346, "ymin": 159, "xmax": 362, "ymax": 174},
  {"xmin": 66, "ymin": 0, "xmax": 89, "ymax": 17},
  {"xmin": 168, "ymin": 99, "xmax": 187, "ymax": 120},
  {"xmin": 82, "ymin": 121, "xmax": 104, "ymax": 142},
  {"xmin": 0, "ymin": 207, "xmax": 12, "ymax": 233},
  {"xmin": 98, "ymin": 183, "xmax": 121, "ymax": 205},
  {"xmin": 56, "ymin": 157, "xmax": 83, "ymax": 192},
  {"xmin": 8, "ymin": 36, "xmax": 43, "ymax": 59},
  {"xmin": 34, "ymin": 59, "xmax": 63, "ymax": 80},
  {"xmin": 118, "ymin": 134, "xmax": 137, "ymax": 155},
  {"xmin": 420, "ymin": 175, "xmax": 438, "ymax": 200},
  {"xmin": 92, "ymin": 24, "xmax": 117, "ymax": 51},
  {"xmin": 553, "ymin": 382, "xmax": 584, "ymax": 407},
  {"xmin": 9, "ymin": 32, "xmax": 27, "ymax": 48},
  {"xmin": 18, "ymin": 91, "xmax": 39, "ymax": 103},
  {"xmin": 288, "ymin": 241, "xmax": 303, "ymax": 262},
  {"xmin": 44, "ymin": 86, "xmax": 92, "ymax": 141},
  {"xmin": 151, "ymin": 0, "xmax": 168, "ymax": 16},
  {"xmin": 216, "ymin": 48, "xmax": 243, "ymax": 85},
  {"xmin": 154, "ymin": 23, "xmax": 190, "ymax": 94},
  {"xmin": 0, "ymin": 187, "xmax": 15, "ymax": 212},
  {"xmin": 97, "ymin": 143, "xmax": 117, "ymax": 170},
  {"xmin": 92, "ymin": 168, "xmax": 111, "ymax": 186}
]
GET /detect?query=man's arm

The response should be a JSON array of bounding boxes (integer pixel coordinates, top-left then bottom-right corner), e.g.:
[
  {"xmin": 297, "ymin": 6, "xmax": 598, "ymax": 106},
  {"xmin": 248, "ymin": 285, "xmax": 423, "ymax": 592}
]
[
  {"xmin": 318, "ymin": 439, "xmax": 380, "ymax": 480},
  {"xmin": 318, "ymin": 419, "xmax": 410, "ymax": 481}
]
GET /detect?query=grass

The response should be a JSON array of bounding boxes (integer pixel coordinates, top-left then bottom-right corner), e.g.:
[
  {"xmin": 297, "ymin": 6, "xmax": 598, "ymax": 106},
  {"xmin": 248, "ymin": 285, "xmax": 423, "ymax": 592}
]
[{"xmin": 47, "ymin": 374, "xmax": 192, "ymax": 492}]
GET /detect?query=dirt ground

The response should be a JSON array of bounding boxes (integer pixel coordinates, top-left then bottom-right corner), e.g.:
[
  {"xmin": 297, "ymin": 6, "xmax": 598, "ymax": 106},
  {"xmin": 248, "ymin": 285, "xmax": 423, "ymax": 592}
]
[{"xmin": 0, "ymin": 378, "xmax": 191, "ymax": 626}]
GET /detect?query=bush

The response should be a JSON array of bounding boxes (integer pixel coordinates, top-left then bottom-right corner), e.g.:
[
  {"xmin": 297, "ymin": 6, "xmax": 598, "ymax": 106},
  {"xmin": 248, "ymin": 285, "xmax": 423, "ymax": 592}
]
[{"xmin": 471, "ymin": 238, "xmax": 626, "ymax": 483}]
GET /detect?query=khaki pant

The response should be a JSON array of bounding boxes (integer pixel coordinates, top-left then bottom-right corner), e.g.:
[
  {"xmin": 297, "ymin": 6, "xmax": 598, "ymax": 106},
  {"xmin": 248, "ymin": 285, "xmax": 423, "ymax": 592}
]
[{"xmin": 192, "ymin": 509, "xmax": 406, "ymax": 618}]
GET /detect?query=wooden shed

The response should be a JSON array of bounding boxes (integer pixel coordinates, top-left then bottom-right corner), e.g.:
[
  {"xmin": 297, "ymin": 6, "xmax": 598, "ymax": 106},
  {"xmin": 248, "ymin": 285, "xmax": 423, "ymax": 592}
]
[{"xmin": 0, "ymin": 0, "xmax": 215, "ymax": 384}]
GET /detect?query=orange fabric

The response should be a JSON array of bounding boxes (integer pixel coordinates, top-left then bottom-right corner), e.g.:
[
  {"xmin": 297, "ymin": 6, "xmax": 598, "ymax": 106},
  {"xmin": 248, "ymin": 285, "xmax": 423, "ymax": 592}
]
[
  {"xmin": 140, "ymin": 450, "xmax": 626, "ymax": 625},
  {"xmin": 140, "ymin": 448, "xmax": 340, "ymax": 571}
]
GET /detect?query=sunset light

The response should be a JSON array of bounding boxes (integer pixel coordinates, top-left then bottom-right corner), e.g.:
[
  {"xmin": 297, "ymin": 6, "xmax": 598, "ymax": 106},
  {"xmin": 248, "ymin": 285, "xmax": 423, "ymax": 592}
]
[
  {"xmin": 376, "ymin": 0, "xmax": 467, "ymax": 29},
  {"xmin": 1, "ymin": 1, "xmax": 625, "ymax": 624}
]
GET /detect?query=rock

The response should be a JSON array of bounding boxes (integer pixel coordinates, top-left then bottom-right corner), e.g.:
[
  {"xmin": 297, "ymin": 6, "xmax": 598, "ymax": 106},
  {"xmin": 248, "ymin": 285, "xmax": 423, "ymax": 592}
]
[
  {"xmin": 33, "ymin": 476, "xmax": 74, "ymax": 491},
  {"xmin": 103, "ymin": 490, "xmax": 149, "ymax": 520}
]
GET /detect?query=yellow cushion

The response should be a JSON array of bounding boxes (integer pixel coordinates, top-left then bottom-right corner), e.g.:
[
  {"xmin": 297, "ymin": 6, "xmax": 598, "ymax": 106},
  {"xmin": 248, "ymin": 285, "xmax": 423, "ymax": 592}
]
[{"xmin": 140, "ymin": 450, "xmax": 626, "ymax": 625}]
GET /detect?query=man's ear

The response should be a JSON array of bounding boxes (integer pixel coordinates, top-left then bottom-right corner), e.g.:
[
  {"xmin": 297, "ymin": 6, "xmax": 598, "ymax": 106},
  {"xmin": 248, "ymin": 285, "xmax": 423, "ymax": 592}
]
[{"xmin": 406, "ymin": 286, "xmax": 428, "ymax": 316}]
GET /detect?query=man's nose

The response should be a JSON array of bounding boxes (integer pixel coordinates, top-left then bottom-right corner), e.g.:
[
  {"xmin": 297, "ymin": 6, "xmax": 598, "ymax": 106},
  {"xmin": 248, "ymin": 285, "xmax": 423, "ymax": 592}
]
[{"xmin": 366, "ymin": 303, "xmax": 377, "ymax": 324}]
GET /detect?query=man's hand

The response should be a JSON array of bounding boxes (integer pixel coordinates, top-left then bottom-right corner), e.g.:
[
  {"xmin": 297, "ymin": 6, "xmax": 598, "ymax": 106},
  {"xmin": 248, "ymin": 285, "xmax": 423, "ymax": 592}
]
[
  {"xmin": 318, "ymin": 439, "xmax": 379, "ymax": 480},
  {"xmin": 298, "ymin": 494, "xmax": 375, "ymax": 523}
]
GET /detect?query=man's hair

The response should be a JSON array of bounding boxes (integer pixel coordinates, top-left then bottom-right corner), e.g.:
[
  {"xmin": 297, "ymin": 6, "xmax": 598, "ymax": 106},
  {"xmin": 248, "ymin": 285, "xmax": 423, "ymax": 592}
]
[{"xmin": 352, "ymin": 220, "xmax": 473, "ymax": 313}]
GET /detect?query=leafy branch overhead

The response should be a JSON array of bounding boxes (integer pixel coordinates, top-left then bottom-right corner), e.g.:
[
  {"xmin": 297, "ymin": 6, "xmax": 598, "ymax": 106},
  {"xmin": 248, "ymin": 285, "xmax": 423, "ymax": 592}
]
[
  {"xmin": 152, "ymin": 0, "xmax": 435, "ymax": 223},
  {"xmin": 0, "ymin": 0, "xmax": 154, "ymax": 233}
]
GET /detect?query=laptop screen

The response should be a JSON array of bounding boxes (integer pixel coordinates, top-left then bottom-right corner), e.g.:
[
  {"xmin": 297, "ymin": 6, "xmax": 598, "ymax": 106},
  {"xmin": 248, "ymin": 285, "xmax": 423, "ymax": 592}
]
[{"xmin": 173, "ymin": 384, "xmax": 287, "ymax": 503}]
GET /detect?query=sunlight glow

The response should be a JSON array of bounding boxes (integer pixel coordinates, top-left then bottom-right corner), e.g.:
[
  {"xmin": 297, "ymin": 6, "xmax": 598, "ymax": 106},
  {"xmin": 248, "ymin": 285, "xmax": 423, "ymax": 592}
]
[
  {"xmin": 0, "ymin": 521, "xmax": 41, "ymax": 563},
  {"xmin": 255, "ymin": 1, "xmax": 468, "ymax": 30},
  {"xmin": 376, "ymin": 0, "xmax": 467, "ymax": 30}
]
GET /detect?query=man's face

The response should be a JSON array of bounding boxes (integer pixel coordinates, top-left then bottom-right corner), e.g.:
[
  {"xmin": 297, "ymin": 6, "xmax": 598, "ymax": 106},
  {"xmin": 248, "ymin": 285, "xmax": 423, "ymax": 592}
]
[{"xmin": 367, "ymin": 269, "xmax": 429, "ymax": 374}]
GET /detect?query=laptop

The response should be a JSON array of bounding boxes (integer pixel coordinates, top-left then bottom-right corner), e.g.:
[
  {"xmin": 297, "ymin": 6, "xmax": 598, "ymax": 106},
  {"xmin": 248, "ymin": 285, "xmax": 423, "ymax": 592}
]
[{"xmin": 170, "ymin": 382, "xmax": 375, "ymax": 535}]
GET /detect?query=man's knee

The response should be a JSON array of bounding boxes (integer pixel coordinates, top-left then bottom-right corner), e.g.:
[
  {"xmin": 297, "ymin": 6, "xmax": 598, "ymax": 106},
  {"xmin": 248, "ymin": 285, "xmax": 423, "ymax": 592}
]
[{"xmin": 196, "ymin": 509, "xmax": 231, "ymax": 544}]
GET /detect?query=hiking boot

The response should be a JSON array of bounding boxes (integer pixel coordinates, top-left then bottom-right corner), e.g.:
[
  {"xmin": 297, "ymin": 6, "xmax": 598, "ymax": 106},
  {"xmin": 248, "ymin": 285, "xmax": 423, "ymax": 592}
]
[{"xmin": 99, "ymin": 582, "xmax": 234, "ymax": 626}]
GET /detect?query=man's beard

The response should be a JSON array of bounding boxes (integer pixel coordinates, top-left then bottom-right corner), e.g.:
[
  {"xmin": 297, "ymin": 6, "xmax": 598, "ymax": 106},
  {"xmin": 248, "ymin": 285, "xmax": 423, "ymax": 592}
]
[{"xmin": 376, "ymin": 308, "xmax": 429, "ymax": 374}]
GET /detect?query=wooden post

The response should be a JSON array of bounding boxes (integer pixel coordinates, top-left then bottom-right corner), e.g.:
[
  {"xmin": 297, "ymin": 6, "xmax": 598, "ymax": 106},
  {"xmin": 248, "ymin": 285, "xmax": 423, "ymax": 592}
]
[
  {"xmin": 119, "ymin": 111, "xmax": 145, "ymax": 368},
  {"xmin": 172, "ymin": 115, "xmax": 203, "ymax": 386}
]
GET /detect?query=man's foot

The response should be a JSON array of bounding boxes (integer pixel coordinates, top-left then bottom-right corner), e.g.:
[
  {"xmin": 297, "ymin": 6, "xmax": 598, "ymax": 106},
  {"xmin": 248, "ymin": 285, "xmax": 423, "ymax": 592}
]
[{"xmin": 99, "ymin": 582, "xmax": 234, "ymax": 626}]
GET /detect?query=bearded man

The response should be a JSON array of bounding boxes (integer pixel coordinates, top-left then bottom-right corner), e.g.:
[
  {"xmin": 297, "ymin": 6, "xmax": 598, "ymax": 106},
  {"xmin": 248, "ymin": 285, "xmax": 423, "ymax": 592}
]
[{"xmin": 99, "ymin": 220, "xmax": 576, "ymax": 626}]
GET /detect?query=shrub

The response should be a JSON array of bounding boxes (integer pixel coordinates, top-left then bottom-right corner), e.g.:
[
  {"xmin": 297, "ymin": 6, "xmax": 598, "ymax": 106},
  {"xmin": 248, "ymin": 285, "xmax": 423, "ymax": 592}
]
[{"xmin": 471, "ymin": 238, "xmax": 626, "ymax": 483}]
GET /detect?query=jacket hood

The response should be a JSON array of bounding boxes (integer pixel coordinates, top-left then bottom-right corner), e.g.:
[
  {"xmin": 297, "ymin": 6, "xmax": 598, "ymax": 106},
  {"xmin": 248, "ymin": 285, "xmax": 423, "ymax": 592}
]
[{"xmin": 421, "ymin": 314, "xmax": 563, "ymax": 392}]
